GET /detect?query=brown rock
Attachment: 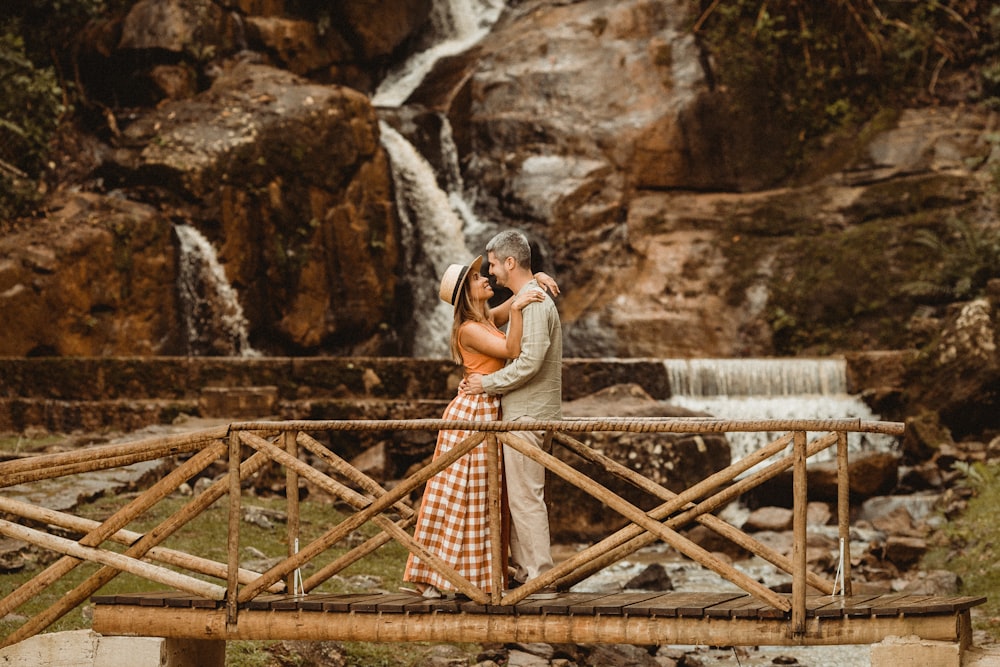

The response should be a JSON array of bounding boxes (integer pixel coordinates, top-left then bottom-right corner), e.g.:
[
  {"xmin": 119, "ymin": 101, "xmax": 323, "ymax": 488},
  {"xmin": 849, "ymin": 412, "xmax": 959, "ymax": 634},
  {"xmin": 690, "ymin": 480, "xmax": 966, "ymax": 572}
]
[
  {"xmin": 882, "ymin": 535, "xmax": 928, "ymax": 569},
  {"xmin": 806, "ymin": 501, "xmax": 832, "ymax": 526},
  {"xmin": 900, "ymin": 569, "xmax": 961, "ymax": 595},
  {"xmin": 340, "ymin": 0, "xmax": 433, "ymax": 60},
  {"xmin": 119, "ymin": 0, "xmax": 226, "ymax": 53},
  {"xmin": 749, "ymin": 451, "xmax": 900, "ymax": 507},
  {"xmin": 0, "ymin": 193, "xmax": 180, "ymax": 356},
  {"xmin": 3, "ymin": 62, "xmax": 405, "ymax": 357},
  {"xmin": 244, "ymin": 17, "xmax": 347, "ymax": 75},
  {"xmin": 683, "ymin": 524, "xmax": 752, "ymax": 562},
  {"xmin": 742, "ymin": 507, "xmax": 793, "ymax": 532}
]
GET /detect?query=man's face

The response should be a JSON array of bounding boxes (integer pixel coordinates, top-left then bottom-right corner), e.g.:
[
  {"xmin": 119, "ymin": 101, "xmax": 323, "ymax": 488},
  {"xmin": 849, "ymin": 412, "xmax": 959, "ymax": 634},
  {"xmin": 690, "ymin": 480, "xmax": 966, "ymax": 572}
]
[{"xmin": 487, "ymin": 251, "xmax": 510, "ymax": 288}]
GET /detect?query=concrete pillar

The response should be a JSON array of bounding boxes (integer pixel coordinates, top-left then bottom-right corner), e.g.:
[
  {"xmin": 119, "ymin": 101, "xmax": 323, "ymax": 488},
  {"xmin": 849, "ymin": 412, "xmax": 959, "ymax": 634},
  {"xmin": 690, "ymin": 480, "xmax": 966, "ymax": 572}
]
[
  {"xmin": 870, "ymin": 635, "xmax": 962, "ymax": 667},
  {"xmin": 92, "ymin": 635, "xmax": 167, "ymax": 667}
]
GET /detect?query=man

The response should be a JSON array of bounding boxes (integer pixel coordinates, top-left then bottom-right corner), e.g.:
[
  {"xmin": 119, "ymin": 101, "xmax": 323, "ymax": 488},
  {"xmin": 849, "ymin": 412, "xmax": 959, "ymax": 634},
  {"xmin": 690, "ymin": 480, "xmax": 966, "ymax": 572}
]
[{"xmin": 462, "ymin": 230, "xmax": 562, "ymax": 590}]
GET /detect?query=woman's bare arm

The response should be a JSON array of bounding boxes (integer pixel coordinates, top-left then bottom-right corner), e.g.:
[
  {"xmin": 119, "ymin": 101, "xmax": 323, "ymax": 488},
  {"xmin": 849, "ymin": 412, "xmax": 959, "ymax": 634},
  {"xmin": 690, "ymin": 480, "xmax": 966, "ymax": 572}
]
[{"xmin": 491, "ymin": 271, "xmax": 559, "ymax": 326}]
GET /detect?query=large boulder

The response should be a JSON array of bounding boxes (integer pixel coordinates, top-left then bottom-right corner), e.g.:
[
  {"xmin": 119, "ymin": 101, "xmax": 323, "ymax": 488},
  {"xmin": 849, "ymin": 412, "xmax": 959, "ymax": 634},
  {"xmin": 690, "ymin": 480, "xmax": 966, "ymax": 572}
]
[
  {"xmin": 0, "ymin": 194, "xmax": 180, "ymax": 356},
  {"xmin": 903, "ymin": 291, "xmax": 1000, "ymax": 439},
  {"xmin": 2, "ymin": 62, "xmax": 405, "ymax": 356},
  {"xmin": 389, "ymin": 0, "xmax": 1000, "ymax": 360}
]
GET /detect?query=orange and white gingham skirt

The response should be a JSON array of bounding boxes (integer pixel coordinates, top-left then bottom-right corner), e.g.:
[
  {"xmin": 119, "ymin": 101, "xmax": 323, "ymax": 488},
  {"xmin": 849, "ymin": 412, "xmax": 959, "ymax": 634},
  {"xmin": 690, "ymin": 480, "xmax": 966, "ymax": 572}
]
[{"xmin": 403, "ymin": 391, "xmax": 503, "ymax": 592}]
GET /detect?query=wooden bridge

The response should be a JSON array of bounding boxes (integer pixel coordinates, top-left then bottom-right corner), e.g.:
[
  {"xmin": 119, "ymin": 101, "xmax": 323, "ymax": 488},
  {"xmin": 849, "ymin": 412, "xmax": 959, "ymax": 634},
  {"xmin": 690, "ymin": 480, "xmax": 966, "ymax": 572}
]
[{"xmin": 0, "ymin": 417, "xmax": 986, "ymax": 664}]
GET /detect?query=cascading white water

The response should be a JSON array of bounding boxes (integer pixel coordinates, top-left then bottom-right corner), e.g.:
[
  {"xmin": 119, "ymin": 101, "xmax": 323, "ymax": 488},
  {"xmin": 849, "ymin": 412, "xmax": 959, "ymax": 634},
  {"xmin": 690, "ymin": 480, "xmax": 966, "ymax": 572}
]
[
  {"xmin": 175, "ymin": 224, "xmax": 258, "ymax": 357},
  {"xmin": 376, "ymin": 1, "xmax": 506, "ymax": 356},
  {"xmin": 373, "ymin": 0, "xmax": 505, "ymax": 107},
  {"xmin": 664, "ymin": 358, "xmax": 897, "ymax": 468},
  {"xmin": 380, "ymin": 123, "xmax": 471, "ymax": 357}
]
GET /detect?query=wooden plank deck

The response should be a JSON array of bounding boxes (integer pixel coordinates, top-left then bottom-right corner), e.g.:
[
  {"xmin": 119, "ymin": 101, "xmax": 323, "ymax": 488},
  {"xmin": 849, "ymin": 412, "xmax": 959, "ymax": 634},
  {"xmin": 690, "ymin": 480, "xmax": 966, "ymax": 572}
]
[{"xmin": 92, "ymin": 591, "xmax": 985, "ymax": 647}]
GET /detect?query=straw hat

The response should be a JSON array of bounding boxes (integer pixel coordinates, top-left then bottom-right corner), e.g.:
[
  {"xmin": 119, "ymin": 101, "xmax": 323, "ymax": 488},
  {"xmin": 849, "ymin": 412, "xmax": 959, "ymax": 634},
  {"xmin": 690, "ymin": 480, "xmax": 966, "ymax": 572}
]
[{"xmin": 438, "ymin": 255, "xmax": 483, "ymax": 305}]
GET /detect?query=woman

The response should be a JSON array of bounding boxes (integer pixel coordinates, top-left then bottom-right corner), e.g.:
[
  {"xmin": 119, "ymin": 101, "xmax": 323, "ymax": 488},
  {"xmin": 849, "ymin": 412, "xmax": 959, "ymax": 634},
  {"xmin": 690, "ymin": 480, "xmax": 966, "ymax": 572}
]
[{"xmin": 402, "ymin": 255, "xmax": 557, "ymax": 598}]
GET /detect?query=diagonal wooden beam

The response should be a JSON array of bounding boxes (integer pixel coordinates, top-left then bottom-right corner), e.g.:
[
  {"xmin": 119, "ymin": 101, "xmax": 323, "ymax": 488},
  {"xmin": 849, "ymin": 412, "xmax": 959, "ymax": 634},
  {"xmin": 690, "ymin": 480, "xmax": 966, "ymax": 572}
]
[
  {"xmin": 498, "ymin": 431, "xmax": 790, "ymax": 611},
  {"xmin": 557, "ymin": 432, "xmax": 838, "ymax": 590},
  {"xmin": 554, "ymin": 431, "xmax": 836, "ymax": 594},
  {"xmin": 0, "ymin": 439, "xmax": 233, "ymax": 648},
  {"xmin": 296, "ymin": 432, "xmax": 414, "ymax": 519},
  {"xmin": 0, "ymin": 519, "xmax": 224, "ymax": 599},
  {"xmin": 239, "ymin": 432, "xmax": 488, "ymax": 604},
  {"xmin": 0, "ymin": 496, "xmax": 280, "ymax": 590},
  {"xmin": 548, "ymin": 431, "xmax": 798, "ymax": 589},
  {"xmin": 295, "ymin": 433, "xmax": 418, "ymax": 591}
]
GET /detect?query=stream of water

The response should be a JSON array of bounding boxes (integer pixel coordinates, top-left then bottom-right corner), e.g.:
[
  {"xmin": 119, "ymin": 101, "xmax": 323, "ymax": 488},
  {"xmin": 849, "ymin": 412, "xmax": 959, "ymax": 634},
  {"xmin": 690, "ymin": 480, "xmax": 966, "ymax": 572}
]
[
  {"xmin": 663, "ymin": 357, "xmax": 897, "ymax": 471},
  {"xmin": 174, "ymin": 224, "xmax": 258, "ymax": 357}
]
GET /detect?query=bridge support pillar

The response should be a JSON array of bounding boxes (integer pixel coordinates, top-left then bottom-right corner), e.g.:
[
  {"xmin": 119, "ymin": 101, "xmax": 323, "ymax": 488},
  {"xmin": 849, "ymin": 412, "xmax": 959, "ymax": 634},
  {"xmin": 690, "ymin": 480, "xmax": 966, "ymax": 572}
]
[{"xmin": 870, "ymin": 635, "xmax": 964, "ymax": 667}]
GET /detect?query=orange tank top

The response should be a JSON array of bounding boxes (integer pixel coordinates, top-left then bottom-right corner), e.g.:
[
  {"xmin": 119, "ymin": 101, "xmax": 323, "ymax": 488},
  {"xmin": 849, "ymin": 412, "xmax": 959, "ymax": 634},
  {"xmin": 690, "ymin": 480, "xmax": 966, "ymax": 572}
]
[{"xmin": 457, "ymin": 321, "xmax": 506, "ymax": 375}]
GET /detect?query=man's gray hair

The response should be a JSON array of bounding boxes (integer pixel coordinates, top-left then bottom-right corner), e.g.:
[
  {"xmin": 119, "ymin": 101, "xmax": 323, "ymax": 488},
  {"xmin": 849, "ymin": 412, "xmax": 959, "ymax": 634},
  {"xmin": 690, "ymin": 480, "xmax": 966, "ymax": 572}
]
[{"xmin": 486, "ymin": 230, "xmax": 531, "ymax": 268}]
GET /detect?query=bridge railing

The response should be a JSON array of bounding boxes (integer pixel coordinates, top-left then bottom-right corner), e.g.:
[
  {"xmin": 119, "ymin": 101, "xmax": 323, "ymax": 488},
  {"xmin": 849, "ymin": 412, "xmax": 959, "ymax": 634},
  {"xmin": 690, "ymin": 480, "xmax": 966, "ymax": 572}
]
[{"xmin": 0, "ymin": 417, "xmax": 905, "ymax": 647}]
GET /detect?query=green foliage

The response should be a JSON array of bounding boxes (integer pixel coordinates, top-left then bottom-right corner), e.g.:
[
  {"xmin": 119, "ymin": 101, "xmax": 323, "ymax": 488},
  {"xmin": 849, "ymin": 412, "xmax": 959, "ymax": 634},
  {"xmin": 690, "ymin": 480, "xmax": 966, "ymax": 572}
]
[
  {"xmin": 922, "ymin": 461, "xmax": 1000, "ymax": 640},
  {"xmin": 0, "ymin": 0, "xmax": 132, "ymax": 217},
  {"xmin": 761, "ymin": 217, "xmax": 935, "ymax": 354},
  {"xmin": 694, "ymin": 0, "xmax": 1000, "ymax": 167},
  {"xmin": 0, "ymin": 31, "xmax": 63, "ymax": 216},
  {"xmin": 901, "ymin": 217, "xmax": 1000, "ymax": 303}
]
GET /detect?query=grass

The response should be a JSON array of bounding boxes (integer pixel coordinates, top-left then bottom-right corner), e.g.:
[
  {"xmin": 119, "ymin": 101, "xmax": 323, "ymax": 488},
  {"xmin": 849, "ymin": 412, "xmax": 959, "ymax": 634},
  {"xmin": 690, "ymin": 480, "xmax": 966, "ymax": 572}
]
[
  {"xmin": 0, "ymin": 484, "xmax": 479, "ymax": 666},
  {"xmin": 0, "ymin": 432, "xmax": 66, "ymax": 455},
  {"xmin": 921, "ymin": 461, "xmax": 1000, "ymax": 640}
]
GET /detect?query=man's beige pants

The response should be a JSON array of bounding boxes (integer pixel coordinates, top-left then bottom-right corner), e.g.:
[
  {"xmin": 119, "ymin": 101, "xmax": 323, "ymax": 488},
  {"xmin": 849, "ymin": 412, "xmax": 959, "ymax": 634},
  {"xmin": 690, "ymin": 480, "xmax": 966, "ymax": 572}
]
[{"xmin": 504, "ymin": 424, "xmax": 554, "ymax": 583}]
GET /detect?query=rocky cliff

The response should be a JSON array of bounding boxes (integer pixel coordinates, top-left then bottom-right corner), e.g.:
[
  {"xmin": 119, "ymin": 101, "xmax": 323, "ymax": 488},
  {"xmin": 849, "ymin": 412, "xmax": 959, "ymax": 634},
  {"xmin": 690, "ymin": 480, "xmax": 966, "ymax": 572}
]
[{"xmin": 1, "ymin": 0, "xmax": 999, "ymax": 439}]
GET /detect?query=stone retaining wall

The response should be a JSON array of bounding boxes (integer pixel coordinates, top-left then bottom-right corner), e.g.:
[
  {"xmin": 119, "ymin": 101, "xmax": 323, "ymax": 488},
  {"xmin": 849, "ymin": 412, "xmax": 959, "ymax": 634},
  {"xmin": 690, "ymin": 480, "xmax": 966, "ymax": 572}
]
[{"xmin": 0, "ymin": 357, "xmax": 672, "ymax": 432}]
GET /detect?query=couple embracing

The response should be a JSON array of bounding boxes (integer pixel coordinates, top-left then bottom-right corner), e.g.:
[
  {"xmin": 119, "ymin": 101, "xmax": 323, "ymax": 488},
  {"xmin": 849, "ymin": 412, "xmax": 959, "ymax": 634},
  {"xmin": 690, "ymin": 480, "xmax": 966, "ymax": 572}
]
[{"xmin": 403, "ymin": 230, "xmax": 562, "ymax": 599}]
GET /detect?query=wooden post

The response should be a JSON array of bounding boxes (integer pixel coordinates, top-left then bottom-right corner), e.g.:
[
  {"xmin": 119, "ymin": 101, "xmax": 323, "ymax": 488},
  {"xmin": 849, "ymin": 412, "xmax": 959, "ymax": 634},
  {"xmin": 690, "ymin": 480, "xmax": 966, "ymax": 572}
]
[
  {"xmin": 837, "ymin": 430, "xmax": 853, "ymax": 595},
  {"xmin": 284, "ymin": 430, "xmax": 300, "ymax": 595},
  {"xmin": 487, "ymin": 434, "xmax": 504, "ymax": 603},
  {"xmin": 792, "ymin": 430, "xmax": 808, "ymax": 635},
  {"xmin": 226, "ymin": 431, "xmax": 241, "ymax": 629}
]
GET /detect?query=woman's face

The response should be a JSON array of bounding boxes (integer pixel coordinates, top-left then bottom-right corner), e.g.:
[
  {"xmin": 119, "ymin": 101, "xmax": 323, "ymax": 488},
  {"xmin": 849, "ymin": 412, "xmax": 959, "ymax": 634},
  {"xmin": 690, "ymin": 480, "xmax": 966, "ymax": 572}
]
[{"xmin": 467, "ymin": 272, "xmax": 494, "ymax": 304}]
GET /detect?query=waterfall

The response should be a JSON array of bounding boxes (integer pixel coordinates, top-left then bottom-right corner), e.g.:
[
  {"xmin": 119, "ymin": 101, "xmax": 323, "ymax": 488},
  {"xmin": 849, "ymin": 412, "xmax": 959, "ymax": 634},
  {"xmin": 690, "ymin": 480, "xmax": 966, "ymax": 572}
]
[
  {"xmin": 175, "ymin": 224, "xmax": 258, "ymax": 357},
  {"xmin": 373, "ymin": 0, "xmax": 505, "ymax": 107},
  {"xmin": 664, "ymin": 358, "xmax": 897, "ymax": 468},
  {"xmin": 375, "ymin": 1, "xmax": 506, "ymax": 356},
  {"xmin": 665, "ymin": 358, "xmax": 846, "ymax": 396},
  {"xmin": 380, "ymin": 123, "xmax": 471, "ymax": 357}
]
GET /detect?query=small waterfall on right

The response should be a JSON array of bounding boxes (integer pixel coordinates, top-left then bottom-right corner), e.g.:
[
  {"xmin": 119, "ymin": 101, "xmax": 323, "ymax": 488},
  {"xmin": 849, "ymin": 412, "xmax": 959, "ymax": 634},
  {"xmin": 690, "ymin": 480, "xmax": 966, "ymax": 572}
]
[{"xmin": 664, "ymin": 357, "xmax": 897, "ymax": 470}]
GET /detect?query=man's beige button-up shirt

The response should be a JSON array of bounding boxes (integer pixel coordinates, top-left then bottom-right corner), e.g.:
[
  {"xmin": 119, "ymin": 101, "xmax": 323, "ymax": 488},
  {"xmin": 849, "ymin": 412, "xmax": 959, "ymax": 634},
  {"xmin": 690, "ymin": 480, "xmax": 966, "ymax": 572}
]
[{"xmin": 481, "ymin": 281, "xmax": 562, "ymax": 419}]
